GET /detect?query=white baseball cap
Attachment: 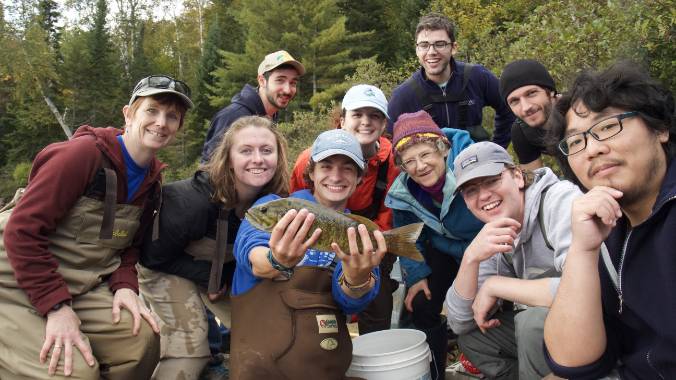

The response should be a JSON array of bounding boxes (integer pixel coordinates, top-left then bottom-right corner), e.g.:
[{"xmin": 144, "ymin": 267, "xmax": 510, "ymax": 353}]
[{"xmin": 342, "ymin": 84, "xmax": 389, "ymax": 119}]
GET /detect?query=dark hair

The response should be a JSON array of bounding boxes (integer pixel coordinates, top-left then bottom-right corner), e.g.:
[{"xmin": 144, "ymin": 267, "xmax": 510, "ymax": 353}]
[
  {"xmin": 415, "ymin": 13, "xmax": 456, "ymax": 43},
  {"xmin": 263, "ymin": 64, "xmax": 300, "ymax": 80},
  {"xmin": 545, "ymin": 61, "xmax": 675, "ymax": 187},
  {"xmin": 302, "ymin": 157, "xmax": 364, "ymax": 191}
]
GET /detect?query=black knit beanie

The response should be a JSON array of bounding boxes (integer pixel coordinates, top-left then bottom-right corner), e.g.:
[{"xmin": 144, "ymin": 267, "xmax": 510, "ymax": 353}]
[{"xmin": 499, "ymin": 59, "xmax": 556, "ymax": 103}]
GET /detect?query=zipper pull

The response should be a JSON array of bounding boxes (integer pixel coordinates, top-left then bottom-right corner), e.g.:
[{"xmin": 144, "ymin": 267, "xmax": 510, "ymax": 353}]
[{"xmin": 618, "ymin": 295, "xmax": 623, "ymax": 314}]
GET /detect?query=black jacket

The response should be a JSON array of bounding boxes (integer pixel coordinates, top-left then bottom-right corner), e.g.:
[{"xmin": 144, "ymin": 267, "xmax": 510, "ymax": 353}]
[
  {"xmin": 547, "ymin": 158, "xmax": 676, "ymax": 380},
  {"xmin": 139, "ymin": 171, "xmax": 240, "ymax": 289},
  {"xmin": 201, "ymin": 84, "xmax": 274, "ymax": 162}
]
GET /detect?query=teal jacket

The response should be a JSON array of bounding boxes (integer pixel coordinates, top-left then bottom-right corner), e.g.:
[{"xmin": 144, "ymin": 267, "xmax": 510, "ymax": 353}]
[{"xmin": 385, "ymin": 128, "xmax": 483, "ymax": 287}]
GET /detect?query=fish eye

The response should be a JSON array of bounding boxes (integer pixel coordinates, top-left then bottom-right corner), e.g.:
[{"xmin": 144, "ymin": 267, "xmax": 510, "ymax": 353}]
[{"xmin": 260, "ymin": 206, "xmax": 267, "ymax": 213}]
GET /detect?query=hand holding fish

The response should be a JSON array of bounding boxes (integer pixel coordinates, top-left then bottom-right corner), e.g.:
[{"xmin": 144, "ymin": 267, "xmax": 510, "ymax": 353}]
[
  {"xmin": 268, "ymin": 208, "xmax": 322, "ymax": 268},
  {"xmin": 331, "ymin": 224, "xmax": 387, "ymax": 297}
]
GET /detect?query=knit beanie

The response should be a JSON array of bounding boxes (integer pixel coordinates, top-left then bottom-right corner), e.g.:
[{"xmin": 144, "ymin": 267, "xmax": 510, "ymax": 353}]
[
  {"xmin": 392, "ymin": 111, "xmax": 448, "ymax": 154},
  {"xmin": 499, "ymin": 59, "xmax": 556, "ymax": 103}
]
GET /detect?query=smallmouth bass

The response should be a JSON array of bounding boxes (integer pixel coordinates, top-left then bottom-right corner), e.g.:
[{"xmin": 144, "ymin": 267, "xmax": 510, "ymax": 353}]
[{"xmin": 245, "ymin": 198, "xmax": 424, "ymax": 262}]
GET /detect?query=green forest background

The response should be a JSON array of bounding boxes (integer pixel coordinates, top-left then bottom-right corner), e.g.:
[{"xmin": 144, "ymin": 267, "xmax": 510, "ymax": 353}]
[{"xmin": 0, "ymin": 0, "xmax": 673, "ymax": 202}]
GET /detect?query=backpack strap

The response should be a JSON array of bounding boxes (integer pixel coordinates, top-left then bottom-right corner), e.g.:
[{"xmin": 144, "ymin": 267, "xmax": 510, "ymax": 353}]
[
  {"xmin": 208, "ymin": 207, "xmax": 230, "ymax": 293},
  {"xmin": 98, "ymin": 155, "xmax": 117, "ymax": 240},
  {"xmin": 352, "ymin": 151, "xmax": 390, "ymax": 220},
  {"xmin": 537, "ymin": 184, "xmax": 554, "ymax": 251}
]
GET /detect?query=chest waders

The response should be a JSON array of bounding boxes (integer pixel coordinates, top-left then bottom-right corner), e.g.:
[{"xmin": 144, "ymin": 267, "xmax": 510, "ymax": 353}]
[
  {"xmin": 0, "ymin": 156, "xmax": 161, "ymax": 380},
  {"xmin": 231, "ymin": 266, "xmax": 363, "ymax": 380}
]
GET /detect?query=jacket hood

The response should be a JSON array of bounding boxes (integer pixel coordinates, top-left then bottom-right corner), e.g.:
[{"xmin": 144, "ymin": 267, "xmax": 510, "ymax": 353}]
[
  {"xmin": 518, "ymin": 167, "xmax": 560, "ymax": 244},
  {"xmin": 231, "ymin": 84, "xmax": 266, "ymax": 115},
  {"xmin": 72, "ymin": 125, "xmax": 166, "ymax": 183}
]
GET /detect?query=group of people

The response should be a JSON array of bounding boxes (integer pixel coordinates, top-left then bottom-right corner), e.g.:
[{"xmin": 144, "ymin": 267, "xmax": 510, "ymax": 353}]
[{"xmin": 0, "ymin": 10, "xmax": 673, "ymax": 380}]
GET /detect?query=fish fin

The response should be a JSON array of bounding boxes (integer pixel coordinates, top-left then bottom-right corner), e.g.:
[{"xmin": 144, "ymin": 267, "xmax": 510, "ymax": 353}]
[
  {"xmin": 383, "ymin": 223, "xmax": 425, "ymax": 262},
  {"xmin": 346, "ymin": 213, "xmax": 374, "ymax": 226}
]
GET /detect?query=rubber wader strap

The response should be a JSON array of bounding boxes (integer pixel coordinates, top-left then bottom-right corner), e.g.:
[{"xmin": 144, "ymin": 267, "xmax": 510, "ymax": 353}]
[
  {"xmin": 99, "ymin": 156, "xmax": 117, "ymax": 240},
  {"xmin": 208, "ymin": 208, "xmax": 230, "ymax": 293},
  {"xmin": 152, "ymin": 183, "xmax": 162, "ymax": 241}
]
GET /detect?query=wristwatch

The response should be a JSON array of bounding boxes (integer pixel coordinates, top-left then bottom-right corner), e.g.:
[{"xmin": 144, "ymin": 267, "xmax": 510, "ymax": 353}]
[{"xmin": 266, "ymin": 248, "xmax": 294, "ymax": 279}]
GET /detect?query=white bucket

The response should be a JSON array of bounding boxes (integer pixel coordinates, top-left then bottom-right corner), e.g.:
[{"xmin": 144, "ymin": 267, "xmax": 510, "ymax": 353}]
[{"xmin": 347, "ymin": 329, "xmax": 432, "ymax": 380}]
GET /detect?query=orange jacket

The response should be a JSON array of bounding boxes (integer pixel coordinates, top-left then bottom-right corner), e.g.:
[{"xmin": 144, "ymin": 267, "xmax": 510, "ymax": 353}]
[{"xmin": 290, "ymin": 136, "xmax": 399, "ymax": 231}]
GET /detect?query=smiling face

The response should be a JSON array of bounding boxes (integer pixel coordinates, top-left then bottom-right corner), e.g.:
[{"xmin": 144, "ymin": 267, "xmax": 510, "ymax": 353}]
[
  {"xmin": 460, "ymin": 168, "xmax": 525, "ymax": 224},
  {"xmin": 415, "ymin": 29, "xmax": 457, "ymax": 84},
  {"xmin": 565, "ymin": 103, "xmax": 669, "ymax": 206},
  {"xmin": 123, "ymin": 97, "xmax": 182, "ymax": 153},
  {"xmin": 506, "ymin": 85, "xmax": 555, "ymax": 128},
  {"xmin": 399, "ymin": 141, "xmax": 447, "ymax": 187},
  {"xmin": 258, "ymin": 67, "xmax": 299, "ymax": 110},
  {"xmin": 230, "ymin": 125, "xmax": 279, "ymax": 195},
  {"xmin": 309, "ymin": 155, "xmax": 361, "ymax": 210},
  {"xmin": 340, "ymin": 107, "xmax": 387, "ymax": 147}
]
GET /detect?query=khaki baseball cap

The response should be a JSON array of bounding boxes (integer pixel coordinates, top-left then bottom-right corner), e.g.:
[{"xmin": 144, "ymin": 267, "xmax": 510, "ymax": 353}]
[{"xmin": 257, "ymin": 50, "xmax": 306, "ymax": 76}]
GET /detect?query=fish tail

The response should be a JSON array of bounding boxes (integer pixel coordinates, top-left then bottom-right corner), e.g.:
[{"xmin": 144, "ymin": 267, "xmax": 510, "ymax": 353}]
[{"xmin": 383, "ymin": 222, "xmax": 425, "ymax": 262}]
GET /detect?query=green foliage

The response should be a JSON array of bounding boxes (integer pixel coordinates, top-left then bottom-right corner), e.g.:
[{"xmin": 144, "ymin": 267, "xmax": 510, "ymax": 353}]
[{"xmin": 12, "ymin": 162, "xmax": 32, "ymax": 184}]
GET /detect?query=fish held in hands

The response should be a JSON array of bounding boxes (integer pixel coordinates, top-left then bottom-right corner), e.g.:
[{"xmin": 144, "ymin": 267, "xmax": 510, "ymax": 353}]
[{"xmin": 245, "ymin": 198, "xmax": 424, "ymax": 262}]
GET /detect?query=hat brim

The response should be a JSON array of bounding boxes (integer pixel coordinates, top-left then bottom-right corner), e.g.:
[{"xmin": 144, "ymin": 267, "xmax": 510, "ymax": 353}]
[
  {"xmin": 455, "ymin": 161, "xmax": 509, "ymax": 191},
  {"xmin": 130, "ymin": 88, "xmax": 194, "ymax": 109},
  {"xmin": 343, "ymin": 100, "xmax": 389, "ymax": 119},
  {"xmin": 259, "ymin": 60, "xmax": 306, "ymax": 76},
  {"xmin": 312, "ymin": 149, "xmax": 365, "ymax": 170}
]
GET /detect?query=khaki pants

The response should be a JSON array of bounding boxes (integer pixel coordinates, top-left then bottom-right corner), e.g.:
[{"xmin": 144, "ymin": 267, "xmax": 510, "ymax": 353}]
[
  {"xmin": 0, "ymin": 282, "xmax": 160, "ymax": 380},
  {"xmin": 138, "ymin": 265, "xmax": 230, "ymax": 377}
]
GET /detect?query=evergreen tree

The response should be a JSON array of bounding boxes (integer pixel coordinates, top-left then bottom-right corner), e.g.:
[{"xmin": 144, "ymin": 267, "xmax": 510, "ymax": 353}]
[
  {"xmin": 37, "ymin": 0, "xmax": 61, "ymax": 59},
  {"xmin": 82, "ymin": 0, "xmax": 125, "ymax": 127}
]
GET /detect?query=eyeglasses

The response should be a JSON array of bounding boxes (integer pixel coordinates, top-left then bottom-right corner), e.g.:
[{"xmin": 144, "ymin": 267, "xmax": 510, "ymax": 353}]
[
  {"xmin": 558, "ymin": 111, "xmax": 638, "ymax": 156},
  {"xmin": 459, "ymin": 172, "xmax": 506, "ymax": 199},
  {"xmin": 133, "ymin": 75, "xmax": 192, "ymax": 98},
  {"xmin": 400, "ymin": 148, "xmax": 440, "ymax": 171},
  {"xmin": 415, "ymin": 41, "xmax": 453, "ymax": 51}
]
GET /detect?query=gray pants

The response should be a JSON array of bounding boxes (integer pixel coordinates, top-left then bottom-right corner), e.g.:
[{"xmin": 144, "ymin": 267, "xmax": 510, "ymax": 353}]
[{"xmin": 457, "ymin": 307, "xmax": 551, "ymax": 380}]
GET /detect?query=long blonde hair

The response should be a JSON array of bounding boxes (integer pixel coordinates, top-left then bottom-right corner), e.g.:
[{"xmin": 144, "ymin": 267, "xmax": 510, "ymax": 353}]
[{"xmin": 200, "ymin": 116, "xmax": 290, "ymax": 208}]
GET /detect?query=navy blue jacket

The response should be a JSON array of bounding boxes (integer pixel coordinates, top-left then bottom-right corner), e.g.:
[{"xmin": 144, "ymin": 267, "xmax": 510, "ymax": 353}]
[
  {"xmin": 201, "ymin": 84, "xmax": 275, "ymax": 162},
  {"xmin": 387, "ymin": 59, "xmax": 515, "ymax": 148},
  {"xmin": 546, "ymin": 158, "xmax": 676, "ymax": 380}
]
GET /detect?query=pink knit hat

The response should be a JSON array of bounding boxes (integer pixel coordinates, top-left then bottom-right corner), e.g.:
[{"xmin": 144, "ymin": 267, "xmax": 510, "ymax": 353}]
[{"xmin": 392, "ymin": 111, "xmax": 448, "ymax": 153}]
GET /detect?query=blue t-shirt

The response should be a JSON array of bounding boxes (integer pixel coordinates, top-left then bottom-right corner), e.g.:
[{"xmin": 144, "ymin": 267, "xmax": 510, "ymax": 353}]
[
  {"xmin": 117, "ymin": 135, "xmax": 149, "ymax": 202},
  {"xmin": 231, "ymin": 189, "xmax": 380, "ymax": 315}
]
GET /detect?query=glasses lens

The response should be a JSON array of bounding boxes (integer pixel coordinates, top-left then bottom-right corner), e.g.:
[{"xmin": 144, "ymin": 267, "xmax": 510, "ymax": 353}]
[
  {"xmin": 416, "ymin": 42, "xmax": 430, "ymax": 50},
  {"xmin": 591, "ymin": 118, "xmax": 622, "ymax": 141},
  {"xmin": 147, "ymin": 75, "xmax": 172, "ymax": 89},
  {"xmin": 562, "ymin": 133, "xmax": 586, "ymax": 155},
  {"xmin": 433, "ymin": 41, "xmax": 449, "ymax": 49}
]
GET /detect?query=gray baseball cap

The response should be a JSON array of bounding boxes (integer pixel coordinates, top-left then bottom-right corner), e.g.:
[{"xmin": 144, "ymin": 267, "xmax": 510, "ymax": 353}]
[
  {"xmin": 311, "ymin": 129, "xmax": 365, "ymax": 170},
  {"xmin": 453, "ymin": 141, "xmax": 514, "ymax": 190}
]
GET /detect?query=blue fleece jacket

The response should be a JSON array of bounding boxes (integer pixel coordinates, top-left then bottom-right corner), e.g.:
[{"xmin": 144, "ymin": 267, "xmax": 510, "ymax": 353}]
[
  {"xmin": 231, "ymin": 190, "xmax": 380, "ymax": 315},
  {"xmin": 545, "ymin": 158, "xmax": 676, "ymax": 380},
  {"xmin": 201, "ymin": 84, "xmax": 277, "ymax": 162},
  {"xmin": 384, "ymin": 128, "xmax": 483, "ymax": 287},
  {"xmin": 387, "ymin": 59, "xmax": 514, "ymax": 148}
]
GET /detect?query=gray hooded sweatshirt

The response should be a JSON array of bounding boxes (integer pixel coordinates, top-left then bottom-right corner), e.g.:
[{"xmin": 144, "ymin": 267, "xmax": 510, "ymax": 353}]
[{"xmin": 445, "ymin": 167, "xmax": 582, "ymax": 335}]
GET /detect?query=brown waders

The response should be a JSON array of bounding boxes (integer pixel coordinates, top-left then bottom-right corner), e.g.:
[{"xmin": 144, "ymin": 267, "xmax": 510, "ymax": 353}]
[
  {"xmin": 0, "ymin": 195, "xmax": 160, "ymax": 379},
  {"xmin": 231, "ymin": 266, "xmax": 363, "ymax": 380},
  {"xmin": 138, "ymin": 208, "xmax": 233, "ymax": 380}
]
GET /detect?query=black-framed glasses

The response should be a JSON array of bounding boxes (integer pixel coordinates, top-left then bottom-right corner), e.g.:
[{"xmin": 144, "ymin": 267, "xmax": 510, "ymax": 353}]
[
  {"xmin": 415, "ymin": 41, "xmax": 453, "ymax": 51},
  {"xmin": 133, "ymin": 75, "xmax": 191, "ymax": 98},
  {"xmin": 558, "ymin": 111, "xmax": 638, "ymax": 156}
]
